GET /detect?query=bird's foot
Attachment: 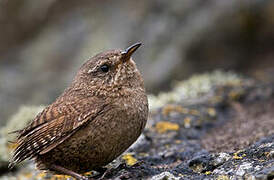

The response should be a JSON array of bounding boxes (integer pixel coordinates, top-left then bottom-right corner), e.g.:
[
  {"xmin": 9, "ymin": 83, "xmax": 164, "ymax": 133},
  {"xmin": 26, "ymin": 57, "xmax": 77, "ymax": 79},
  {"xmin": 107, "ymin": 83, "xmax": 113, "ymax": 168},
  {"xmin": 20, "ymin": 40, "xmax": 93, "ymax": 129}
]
[{"xmin": 49, "ymin": 164, "xmax": 89, "ymax": 180}]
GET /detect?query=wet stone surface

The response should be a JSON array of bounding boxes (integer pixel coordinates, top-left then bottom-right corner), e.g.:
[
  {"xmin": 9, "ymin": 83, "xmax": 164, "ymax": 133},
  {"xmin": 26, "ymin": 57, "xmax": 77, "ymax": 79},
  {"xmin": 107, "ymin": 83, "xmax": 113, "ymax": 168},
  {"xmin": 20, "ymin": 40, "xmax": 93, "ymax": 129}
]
[{"xmin": 1, "ymin": 73, "xmax": 274, "ymax": 179}]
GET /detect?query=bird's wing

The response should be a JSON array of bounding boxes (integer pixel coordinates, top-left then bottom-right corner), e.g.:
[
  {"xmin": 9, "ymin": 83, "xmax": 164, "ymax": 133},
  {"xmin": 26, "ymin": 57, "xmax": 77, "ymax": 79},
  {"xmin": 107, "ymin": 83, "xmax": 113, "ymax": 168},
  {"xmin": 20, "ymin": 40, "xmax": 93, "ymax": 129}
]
[{"xmin": 9, "ymin": 97, "xmax": 108, "ymax": 167}]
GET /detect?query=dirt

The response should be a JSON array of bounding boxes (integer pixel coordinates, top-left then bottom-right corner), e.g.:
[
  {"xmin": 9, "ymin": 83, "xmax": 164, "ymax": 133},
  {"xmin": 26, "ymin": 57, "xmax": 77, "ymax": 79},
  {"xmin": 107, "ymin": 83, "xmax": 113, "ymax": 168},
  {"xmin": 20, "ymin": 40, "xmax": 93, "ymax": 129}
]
[
  {"xmin": 2, "ymin": 78, "xmax": 274, "ymax": 179},
  {"xmin": 202, "ymin": 98, "xmax": 274, "ymax": 152}
]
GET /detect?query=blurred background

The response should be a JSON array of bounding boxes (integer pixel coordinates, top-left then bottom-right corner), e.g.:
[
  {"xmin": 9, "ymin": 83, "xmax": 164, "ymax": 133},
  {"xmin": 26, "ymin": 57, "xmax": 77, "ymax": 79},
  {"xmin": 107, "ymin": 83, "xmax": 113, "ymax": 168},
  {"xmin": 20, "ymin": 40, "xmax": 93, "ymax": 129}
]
[{"xmin": 0, "ymin": 0, "xmax": 274, "ymax": 126}]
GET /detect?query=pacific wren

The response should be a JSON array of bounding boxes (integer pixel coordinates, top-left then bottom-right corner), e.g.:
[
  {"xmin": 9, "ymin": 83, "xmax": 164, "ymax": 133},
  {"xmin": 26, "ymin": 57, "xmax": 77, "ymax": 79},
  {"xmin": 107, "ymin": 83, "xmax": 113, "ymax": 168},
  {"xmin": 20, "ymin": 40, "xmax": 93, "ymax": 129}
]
[{"xmin": 9, "ymin": 43, "xmax": 148, "ymax": 180}]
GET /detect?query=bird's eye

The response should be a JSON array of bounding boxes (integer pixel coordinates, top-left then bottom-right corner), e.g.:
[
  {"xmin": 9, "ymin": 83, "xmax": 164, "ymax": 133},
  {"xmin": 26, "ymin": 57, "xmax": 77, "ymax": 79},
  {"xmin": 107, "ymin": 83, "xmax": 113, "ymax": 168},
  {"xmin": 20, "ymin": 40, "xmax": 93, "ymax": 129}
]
[{"xmin": 100, "ymin": 64, "xmax": 109, "ymax": 73}]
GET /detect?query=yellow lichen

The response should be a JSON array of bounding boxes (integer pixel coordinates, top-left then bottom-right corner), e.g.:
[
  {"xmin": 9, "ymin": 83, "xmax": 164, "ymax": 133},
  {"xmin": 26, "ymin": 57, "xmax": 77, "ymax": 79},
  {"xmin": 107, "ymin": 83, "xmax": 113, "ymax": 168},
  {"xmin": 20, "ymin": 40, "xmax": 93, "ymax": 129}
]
[
  {"xmin": 233, "ymin": 151, "xmax": 245, "ymax": 160},
  {"xmin": 189, "ymin": 109, "xmax": 200, "ymax": 116},
  {"xmin": 233, "ymin": 155, "xmax": 242, "ymax": 160},
  {"xmin": 228, "ymin": 89, "xmax": 244, "ymax": 101},
  {"xmin": 205, "ymin": 171, "xmax": 211, "ymax": 175},
  {"xmin": 36, "ymin": 172, "xmax": 47, "ymax": 179},
  {"xmin": 217, "ymin": 175, "xmax": 230, "ymax": 180},
  {"xmin": 190, "ymin": 163, "xmax": 203, "ymax": 173},
  {"xmin": 22, "ymin": 172, "xmax": 33, "ymax": 178},
  {"xmin": 7, "ymin": 142, "xmax": 18, "ymax": 151},
  {"xmin": 52, "ymin": 174, "xmax": 71, "ymax": 180},
  {"xmin": 209, "ymin": 96, "xmax": 223, "ymax": 104},
  {"xmin": 155, "ymin": 121, "xmax": 180, "ymax": 133},
  {"xmin": 161, "ymin": 104, "xmax": 189, "ymax": 116},
  {"xmin": 264, "ymin": 151, "xmax": 272, "ymax": 158},
  {"xmin": 122, "ymin": 153, "xmax": 137, "ymax": 166},
  {"xmin": 183, "ymin": 117, "xmax": 192, "ymax": 128},
  {"xmin": 84, "ymin": 171, "xmax": 92, "ymax": 176},
  {"xmin": 165, "ymin": 144, "xmax": 170, "ymax": 148},
  {"xmin": 139, "ymin": 152, "xmax": 149, "ymax": 157},
  {"xmin": 207, "ymin": 108, "xmax": 216, "ymax": 117}
]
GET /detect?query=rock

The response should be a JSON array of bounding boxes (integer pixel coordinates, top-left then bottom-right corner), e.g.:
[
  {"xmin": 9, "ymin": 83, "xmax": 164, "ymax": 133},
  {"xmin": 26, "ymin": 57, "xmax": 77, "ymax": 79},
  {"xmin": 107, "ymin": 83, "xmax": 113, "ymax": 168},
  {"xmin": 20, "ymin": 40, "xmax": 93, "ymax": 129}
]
[
  {"xmin": 0, "ymin": 106, "xmax": 45, "ymax": 171},
  {"xmin": 148, "ymin": 70, "xmax": 244, "ymax": 109},
  {"xmin": 253, "ymin": 166, "xmax": 274, "ymax": 180},
  {"xmin": 151, "ymin": 172, "xmax": 180, "ymax": 180},
  {"xmin": 235, "ymin": 162, "xmax": 253, "ymax": 176},
  {"xmin": 1, "ymin": 71, "xmax": 274, "ymax": 179},
  {"xmin": 212, "ymin": 153, "xmax": 231, "ymax": 167}
]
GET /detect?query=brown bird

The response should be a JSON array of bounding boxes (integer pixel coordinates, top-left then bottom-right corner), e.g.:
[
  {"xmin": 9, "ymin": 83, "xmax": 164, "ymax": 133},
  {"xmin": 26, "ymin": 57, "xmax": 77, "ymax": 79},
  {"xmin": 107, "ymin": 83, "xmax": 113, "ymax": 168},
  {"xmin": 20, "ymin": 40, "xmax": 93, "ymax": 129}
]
[{"xmin": 9, "ymin": 43, "xmax": 148, "ymax": 180}]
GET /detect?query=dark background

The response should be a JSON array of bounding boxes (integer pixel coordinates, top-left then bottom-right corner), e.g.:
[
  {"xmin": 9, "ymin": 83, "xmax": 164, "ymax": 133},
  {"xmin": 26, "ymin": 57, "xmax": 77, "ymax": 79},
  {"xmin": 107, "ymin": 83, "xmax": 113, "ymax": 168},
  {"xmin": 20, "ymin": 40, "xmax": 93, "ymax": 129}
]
[{"xmin": 0, "ymin": 0, "xmax": 274, "ymax": 125}]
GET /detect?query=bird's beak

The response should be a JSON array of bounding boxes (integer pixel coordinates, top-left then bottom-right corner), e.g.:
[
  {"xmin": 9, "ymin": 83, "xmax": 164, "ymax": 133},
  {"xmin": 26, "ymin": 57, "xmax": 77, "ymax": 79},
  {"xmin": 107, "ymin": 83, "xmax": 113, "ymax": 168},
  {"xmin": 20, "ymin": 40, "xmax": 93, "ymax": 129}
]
[{"xmin": 121, "ymin": 42, "xmax": 142, "ymax": 62}]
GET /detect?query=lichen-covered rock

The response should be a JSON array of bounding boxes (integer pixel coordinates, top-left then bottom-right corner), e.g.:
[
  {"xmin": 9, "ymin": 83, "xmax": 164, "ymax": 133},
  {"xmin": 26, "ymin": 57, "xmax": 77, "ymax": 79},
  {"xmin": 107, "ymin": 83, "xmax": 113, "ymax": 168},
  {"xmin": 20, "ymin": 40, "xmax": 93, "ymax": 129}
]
[
  {"xmin": 151, "ymin": 172, "xmax": 180, "ymax": 180},
  {"xmin": 148, "ymin": 70, "xmax": 244, "ymax": 109},
  {"xmin": 1, "ymin": 71, "xmax": 273, "ymax": 179},
  {"xmin": 0, "ymin": 106, "xmax": 45, "ymax": 170}
]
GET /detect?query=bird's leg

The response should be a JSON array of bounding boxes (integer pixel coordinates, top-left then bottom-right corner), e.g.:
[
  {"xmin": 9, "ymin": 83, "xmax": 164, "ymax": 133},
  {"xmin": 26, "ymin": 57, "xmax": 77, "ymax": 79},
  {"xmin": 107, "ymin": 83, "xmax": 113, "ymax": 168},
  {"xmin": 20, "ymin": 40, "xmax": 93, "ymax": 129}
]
[
  {"xmin": 49, "ymin": 164, "xmax": 89, "ymax": 180},
  {"xmin": 98, "ymin": 163, "xmax": 126, "ymax": 179},
  {"xmin": 93, "ymin": 166, "xmax": 107, "ymax": 174},
  {"xmin": 98, "ymin": 168, "xmax": 112, "ymax": 180}
]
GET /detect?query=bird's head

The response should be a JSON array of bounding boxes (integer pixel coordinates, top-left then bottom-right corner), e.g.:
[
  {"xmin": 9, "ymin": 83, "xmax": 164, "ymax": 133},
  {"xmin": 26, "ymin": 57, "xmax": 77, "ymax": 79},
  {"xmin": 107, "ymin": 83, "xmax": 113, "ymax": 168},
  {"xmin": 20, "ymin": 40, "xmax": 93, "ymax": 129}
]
[{"xmin": 72, "ymin": 43, "xmax": 145, "ymax": 97}]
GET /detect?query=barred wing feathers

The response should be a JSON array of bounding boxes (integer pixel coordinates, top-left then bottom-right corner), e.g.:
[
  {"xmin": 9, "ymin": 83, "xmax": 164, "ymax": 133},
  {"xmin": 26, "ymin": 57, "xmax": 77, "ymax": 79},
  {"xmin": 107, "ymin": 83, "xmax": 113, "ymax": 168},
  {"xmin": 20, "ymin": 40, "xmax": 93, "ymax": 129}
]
[{"xmin": 9, "ymin": 98, "xmax": 107, "ymax": 168}]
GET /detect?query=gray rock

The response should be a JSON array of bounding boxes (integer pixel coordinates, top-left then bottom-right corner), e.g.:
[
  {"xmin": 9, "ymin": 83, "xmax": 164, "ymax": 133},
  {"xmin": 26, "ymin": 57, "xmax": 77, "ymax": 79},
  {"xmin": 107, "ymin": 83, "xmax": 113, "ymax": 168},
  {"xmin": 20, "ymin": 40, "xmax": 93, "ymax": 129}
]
[{"xmin": 1, "ymin": 72, "xmax": 274, "ymax": 179}]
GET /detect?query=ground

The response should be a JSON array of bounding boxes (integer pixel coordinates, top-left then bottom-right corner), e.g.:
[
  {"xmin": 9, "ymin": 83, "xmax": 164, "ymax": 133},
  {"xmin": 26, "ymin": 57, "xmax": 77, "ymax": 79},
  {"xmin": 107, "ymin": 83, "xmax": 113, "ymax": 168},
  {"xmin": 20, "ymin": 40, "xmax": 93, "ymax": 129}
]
[{"xmin": 0, "ymin": 71, "xmax": 273, "ymax": 180}]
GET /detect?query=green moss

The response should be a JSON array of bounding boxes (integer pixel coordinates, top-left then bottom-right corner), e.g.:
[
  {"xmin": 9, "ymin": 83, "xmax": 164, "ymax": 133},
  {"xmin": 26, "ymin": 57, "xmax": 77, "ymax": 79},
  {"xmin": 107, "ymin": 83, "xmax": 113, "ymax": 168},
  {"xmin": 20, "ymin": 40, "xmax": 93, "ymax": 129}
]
[{"xmin": 148, "ymin": 70, "xmax": 243, "ymax": 109}]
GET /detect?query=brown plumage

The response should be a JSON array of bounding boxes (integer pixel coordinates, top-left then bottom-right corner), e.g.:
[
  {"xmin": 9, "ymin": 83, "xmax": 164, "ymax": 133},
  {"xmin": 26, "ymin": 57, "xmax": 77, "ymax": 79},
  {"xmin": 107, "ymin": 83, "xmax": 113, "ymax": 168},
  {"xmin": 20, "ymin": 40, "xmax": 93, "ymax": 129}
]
[{"xmin": 9, "ymin": 43, "xmax": 148, "ymax": 180}]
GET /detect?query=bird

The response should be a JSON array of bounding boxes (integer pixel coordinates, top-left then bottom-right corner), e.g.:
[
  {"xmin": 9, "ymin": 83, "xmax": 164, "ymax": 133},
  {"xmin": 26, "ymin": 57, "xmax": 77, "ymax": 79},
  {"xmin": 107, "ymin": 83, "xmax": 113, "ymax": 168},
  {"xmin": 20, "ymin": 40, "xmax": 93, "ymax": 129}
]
[{"xmin": 9, "ymin": 43, "xmax": 148, "ymax": 180}]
